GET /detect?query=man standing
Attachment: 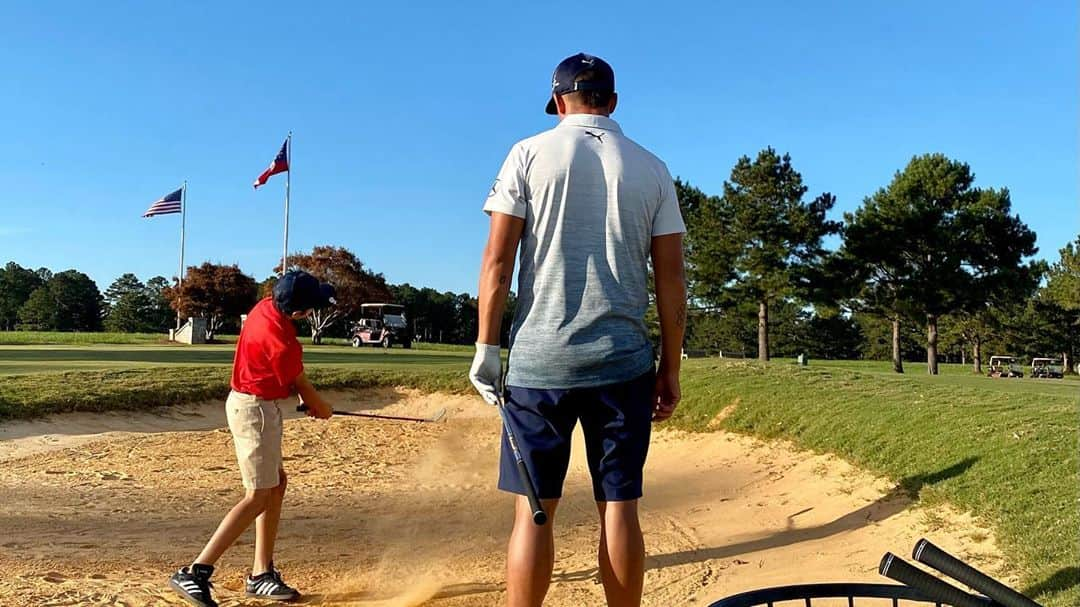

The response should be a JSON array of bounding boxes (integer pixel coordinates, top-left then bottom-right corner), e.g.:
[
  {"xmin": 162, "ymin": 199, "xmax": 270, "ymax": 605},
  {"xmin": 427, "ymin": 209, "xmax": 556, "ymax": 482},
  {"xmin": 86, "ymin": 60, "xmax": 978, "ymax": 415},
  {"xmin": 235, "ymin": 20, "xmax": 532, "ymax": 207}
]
[{"xmin": 470, "ymin": 53, "xmax": 687, "ymax": 607}]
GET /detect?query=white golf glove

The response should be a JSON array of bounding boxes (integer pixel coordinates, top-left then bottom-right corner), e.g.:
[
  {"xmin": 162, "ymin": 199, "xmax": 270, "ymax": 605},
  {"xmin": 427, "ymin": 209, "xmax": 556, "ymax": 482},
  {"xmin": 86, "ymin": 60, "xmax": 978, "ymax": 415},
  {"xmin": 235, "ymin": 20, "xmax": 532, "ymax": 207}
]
[{"xmin": 469, "ymin": 343, "xmax": 503, "ymax": 405}]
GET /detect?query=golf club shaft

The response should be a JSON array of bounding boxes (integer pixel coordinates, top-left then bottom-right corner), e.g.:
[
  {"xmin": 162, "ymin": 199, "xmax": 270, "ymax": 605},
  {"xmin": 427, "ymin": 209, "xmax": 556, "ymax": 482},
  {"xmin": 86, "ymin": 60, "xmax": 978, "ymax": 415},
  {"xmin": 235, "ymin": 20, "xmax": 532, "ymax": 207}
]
[
  {"xmin": 914, "ymin": 539, "xmax": 1042, "ymax": 607},
  {"xmin": 879, "ymin": 553, "xmax": 994, "ymax": 607},
  {"xmin": 296, "ymin": 404, "xmax": 436, "ymax": 423},
  {"xmin": 497, "ymin": 398, "xmax": 547, "ymax": 526}
]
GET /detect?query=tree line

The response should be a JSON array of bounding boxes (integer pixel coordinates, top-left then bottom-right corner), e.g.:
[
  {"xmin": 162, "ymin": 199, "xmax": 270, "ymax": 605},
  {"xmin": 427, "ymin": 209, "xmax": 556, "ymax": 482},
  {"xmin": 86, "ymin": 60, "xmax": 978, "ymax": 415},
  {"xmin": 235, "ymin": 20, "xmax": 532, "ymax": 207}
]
[
  {"xmin": 3, "ymin": 149, "xmax": 1076, "ymax": 372},
  {"xmin": 0, "ymin": 245, "xmax": 513, "ymax": 346},
  {"xmin": 677, "ymin": 149, "xmax": 1078, "ymax": 374}
]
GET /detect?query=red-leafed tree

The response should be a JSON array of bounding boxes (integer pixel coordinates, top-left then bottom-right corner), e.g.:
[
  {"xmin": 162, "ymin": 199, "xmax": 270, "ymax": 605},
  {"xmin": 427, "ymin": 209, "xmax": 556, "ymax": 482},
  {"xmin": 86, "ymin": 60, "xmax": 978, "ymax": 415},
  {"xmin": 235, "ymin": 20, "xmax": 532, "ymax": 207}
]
[
  {"xmin": 279, "ymin": 246, "xmax": 392, "ymax": 344},
  {"xmin": 165, "ymin": 262, "xmax": 258, "ymax": 340}
]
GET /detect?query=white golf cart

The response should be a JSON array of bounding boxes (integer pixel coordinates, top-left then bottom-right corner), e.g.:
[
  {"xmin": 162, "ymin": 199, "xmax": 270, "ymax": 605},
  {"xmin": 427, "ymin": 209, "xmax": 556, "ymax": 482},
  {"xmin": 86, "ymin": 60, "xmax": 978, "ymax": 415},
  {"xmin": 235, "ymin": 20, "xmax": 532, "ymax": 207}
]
[
  {"xmin": 987, "ymin": 355, "xmax": 1024, "ymax": 378},
  {"xmin": 349, "ymin": 303, "xmax": 411, "ymax": 349},
  {"xmin": 1030, "ymin": 357, "xmax": 1064, "ymax": 379}
]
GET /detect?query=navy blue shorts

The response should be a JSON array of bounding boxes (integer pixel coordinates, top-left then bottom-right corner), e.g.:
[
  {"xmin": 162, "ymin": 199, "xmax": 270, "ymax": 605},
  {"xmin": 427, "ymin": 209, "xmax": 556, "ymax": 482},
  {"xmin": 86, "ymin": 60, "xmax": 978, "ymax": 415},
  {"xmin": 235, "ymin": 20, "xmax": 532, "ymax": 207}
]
[{"xmin": 498, "ymin": 370, "xmax": 655, "ymax": 502}]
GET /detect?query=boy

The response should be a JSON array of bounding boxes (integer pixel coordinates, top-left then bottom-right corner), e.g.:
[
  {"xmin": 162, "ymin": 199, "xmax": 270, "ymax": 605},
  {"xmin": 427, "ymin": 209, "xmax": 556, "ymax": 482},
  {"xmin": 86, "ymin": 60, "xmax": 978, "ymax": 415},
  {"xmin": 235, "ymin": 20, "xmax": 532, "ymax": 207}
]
[{"xmin": 170, "ymin": 270, "xmax": 335, "ymax": 607}]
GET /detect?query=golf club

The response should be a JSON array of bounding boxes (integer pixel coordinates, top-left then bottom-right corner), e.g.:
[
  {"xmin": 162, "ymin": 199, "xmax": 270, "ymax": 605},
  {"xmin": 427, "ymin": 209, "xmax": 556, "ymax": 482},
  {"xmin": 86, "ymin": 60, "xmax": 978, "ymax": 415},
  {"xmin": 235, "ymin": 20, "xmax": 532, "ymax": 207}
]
[
  {"xmin": 879, "ymin": 552, "xmax": 994, "ymax": 607},
  {"xmin": 297, "ymin": 403, "xmax": 446, "ymax": 423},
  {"xmin": 914, "ymin": 538, "xmax": 1042, "ymax": 607},
  {"xmin": 496, "ymin": 360, "xmax": 547, "ymax": 526}
]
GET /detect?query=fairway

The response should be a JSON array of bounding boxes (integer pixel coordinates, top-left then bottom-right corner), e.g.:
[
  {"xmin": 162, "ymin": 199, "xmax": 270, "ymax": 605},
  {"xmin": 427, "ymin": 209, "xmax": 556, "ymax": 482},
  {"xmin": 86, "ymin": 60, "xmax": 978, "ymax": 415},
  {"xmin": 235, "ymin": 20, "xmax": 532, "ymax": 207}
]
[{"xmin": 0, "ymin": 343, "xmax": 471, "ymax": 375}]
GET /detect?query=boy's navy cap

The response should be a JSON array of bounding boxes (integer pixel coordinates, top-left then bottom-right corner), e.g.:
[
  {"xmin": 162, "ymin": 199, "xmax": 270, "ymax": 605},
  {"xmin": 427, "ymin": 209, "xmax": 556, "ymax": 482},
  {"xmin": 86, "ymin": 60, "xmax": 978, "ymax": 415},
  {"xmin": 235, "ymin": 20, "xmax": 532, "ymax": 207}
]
[
  {"xmin": 545, "ymin": 52, "xmax": 615, "ymax": 115},
  {"xmin": 273, "ymin": 270, "xmax": 336, "ymax": 314}
]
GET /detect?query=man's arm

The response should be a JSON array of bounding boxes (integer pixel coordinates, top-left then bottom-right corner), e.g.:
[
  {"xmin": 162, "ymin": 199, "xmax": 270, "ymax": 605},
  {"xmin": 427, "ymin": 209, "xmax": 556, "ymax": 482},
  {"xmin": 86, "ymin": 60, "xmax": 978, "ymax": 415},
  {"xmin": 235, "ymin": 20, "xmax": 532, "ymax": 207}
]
[
  {"xmin": 469, "ymin": 212, "xmax": 524, "ymax": 404},
  {"xmin": 651, "ymin": 232, "xmax": 686, "ymax": 421},
  {"xmin": 477, "ymin": 212, "xmax": 525, "ymax": 345},
  {"xmin": 295, "ymin": 371, "xmax": 332, "ymax": 419}
]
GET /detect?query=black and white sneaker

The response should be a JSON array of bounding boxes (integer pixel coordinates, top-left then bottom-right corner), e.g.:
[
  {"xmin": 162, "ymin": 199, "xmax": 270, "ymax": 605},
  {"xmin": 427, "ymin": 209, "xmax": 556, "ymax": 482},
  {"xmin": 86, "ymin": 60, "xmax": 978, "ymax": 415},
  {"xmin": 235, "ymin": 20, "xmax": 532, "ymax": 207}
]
[
  {"xmin": 245, "ymin": 564, "xmax": 300, "ymax": 601},
  {"xmin": 169, "ymin": 564, "xmax": 217, "ymax": 607}
]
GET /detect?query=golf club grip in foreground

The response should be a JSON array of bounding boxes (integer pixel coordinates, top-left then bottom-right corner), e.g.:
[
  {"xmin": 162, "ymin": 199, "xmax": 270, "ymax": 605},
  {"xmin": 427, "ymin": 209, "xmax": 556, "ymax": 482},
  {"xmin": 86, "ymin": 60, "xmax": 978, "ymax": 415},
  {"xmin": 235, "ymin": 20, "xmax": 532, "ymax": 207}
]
[
  {"xmin": 914, "ymin": 539, "xmax": 1042, "ymax": 607},
  {"xmin": 879, "ymin": 553, "xmax": 992, "ymax": 607},
  {"xmin": 497, "ymin": 404, "xmax": 548, "ymax": 526}
]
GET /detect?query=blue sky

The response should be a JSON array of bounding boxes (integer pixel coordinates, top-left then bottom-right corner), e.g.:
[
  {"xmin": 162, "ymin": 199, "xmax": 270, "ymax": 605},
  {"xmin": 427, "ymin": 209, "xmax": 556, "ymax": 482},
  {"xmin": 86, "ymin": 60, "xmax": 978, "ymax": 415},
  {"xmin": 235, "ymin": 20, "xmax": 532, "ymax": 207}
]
[{"xmin": 1, "ymin": 1, "xmax": 1075, "ymax": 295}]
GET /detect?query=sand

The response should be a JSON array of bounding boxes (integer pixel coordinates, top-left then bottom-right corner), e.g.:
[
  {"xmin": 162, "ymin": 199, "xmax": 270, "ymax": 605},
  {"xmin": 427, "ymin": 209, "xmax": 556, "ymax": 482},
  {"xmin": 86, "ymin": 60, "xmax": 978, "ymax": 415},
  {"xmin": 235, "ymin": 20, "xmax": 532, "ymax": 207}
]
[{"xmin": 0, "ymin": 388, "xmax": 1010, "ymax": 606}]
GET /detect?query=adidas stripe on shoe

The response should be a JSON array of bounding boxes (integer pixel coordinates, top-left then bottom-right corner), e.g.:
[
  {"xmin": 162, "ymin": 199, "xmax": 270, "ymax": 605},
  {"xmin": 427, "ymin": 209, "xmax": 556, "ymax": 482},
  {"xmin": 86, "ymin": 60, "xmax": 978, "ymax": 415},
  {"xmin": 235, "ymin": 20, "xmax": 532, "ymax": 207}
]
[
  {"xmin": 245, "ymin": 565, "xmax": 300, "ymax": 601},
  {"xmin": 169, "ymin": 564, "xmax": 217, "ymax": 607}
]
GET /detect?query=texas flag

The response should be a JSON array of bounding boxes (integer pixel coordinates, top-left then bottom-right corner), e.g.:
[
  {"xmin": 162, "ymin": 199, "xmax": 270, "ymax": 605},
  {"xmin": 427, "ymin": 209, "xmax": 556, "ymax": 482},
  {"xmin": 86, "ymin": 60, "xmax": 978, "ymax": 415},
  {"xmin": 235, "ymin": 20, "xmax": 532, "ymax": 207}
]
[{"xmin": 253, "ymin": 138, "xmax": 289, "ymax": 189}]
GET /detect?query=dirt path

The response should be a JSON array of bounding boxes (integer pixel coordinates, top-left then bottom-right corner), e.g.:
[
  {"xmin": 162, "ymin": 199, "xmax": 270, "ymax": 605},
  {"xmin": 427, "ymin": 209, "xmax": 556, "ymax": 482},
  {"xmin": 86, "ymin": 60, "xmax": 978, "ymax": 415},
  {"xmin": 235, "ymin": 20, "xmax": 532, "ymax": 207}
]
[{"xmin": 0, "ymin": 388, "xmax": 1009, "ymax": 606}]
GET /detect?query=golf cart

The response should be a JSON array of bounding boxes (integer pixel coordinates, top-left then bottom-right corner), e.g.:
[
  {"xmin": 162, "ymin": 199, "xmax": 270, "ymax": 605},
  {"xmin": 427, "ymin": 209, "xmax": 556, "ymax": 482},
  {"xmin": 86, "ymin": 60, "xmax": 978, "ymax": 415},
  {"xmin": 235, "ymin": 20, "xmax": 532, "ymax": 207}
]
[
  {"xmin": 987, "ymin": 355, "xmax": 1024, "ymax": 378},
  {"xmin": 350, "ymin": 303, "xmax": 411, "ymax": 349},
  {"xmin": 1030, "ymin": 357, "xmax": 1064, "ymax": 379}
]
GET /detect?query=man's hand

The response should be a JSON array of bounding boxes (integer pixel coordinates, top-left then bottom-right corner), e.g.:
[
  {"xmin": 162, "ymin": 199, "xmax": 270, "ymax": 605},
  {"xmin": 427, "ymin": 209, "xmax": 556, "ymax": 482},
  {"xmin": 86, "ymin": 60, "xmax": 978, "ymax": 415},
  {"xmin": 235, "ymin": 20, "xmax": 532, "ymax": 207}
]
[
  {"xmin": 303, "ymin": 400, "xmax": 333, "ymax": 419},
  {"xmin": 469, "ymin": 343, "xmax": 503, "ymax": 405},
  {"xmin": 652, "ymin": 364, "xmax": 681, "ymax": 422}
]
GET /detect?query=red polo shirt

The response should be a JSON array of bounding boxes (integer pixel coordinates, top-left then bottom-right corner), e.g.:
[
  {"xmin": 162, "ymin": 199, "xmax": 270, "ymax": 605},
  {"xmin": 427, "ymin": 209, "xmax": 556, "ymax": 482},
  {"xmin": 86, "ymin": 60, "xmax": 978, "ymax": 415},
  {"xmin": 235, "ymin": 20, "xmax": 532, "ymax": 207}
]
[{"xmin": 231, "ymin": 298, "xmax": 304, "ymax": 400}]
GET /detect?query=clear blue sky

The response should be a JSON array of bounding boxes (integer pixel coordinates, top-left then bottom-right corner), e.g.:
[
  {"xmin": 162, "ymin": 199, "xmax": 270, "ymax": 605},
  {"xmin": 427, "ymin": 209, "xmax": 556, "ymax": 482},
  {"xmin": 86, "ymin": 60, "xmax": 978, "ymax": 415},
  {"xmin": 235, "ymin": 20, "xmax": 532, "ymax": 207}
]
[{"xmin": 1, "ymin": 1, "xmax": 1075, "ymax": 295}]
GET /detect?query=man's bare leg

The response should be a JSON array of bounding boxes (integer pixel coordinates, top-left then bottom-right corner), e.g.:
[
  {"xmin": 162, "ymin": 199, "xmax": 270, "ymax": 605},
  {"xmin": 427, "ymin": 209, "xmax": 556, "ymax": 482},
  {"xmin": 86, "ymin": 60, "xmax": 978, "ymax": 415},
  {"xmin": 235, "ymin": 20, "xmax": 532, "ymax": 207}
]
[
  {"xmin": 506, "ymin": 496, "xmax": 560, "ymax": 607},
  {"xmin": 596, "ymin": 500, "xmax": 645, "ymax": 607},
  {"xmin": 252, "ymin": 468, "xmax": 287, "ymax": 575}
]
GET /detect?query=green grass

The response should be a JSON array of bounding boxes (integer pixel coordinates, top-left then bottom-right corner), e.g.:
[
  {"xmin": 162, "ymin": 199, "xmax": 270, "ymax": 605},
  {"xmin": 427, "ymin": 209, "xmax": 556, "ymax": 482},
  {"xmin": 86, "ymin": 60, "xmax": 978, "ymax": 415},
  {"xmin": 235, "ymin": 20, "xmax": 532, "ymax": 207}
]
[
  {"xmin": 670, "ymin": 359, "xmax": 1079, "ymax": 607},
  {"xmin": 0, "ymin": 343, "xmax": 472, "ymax": 375},
  {"xmin": 0, "ymin": 330, "xmax": 472, "ymax": 351},
  {"xmin": 0, "ymin": 344, "xmax": 1075, "ymax": 605},
  {"xmin": 0, "ymin": 359, "xmax": 472, "ymax": 421},
  {"xmin": 0, "ymin": 331, "xmax": 175, "ymax": 345}
]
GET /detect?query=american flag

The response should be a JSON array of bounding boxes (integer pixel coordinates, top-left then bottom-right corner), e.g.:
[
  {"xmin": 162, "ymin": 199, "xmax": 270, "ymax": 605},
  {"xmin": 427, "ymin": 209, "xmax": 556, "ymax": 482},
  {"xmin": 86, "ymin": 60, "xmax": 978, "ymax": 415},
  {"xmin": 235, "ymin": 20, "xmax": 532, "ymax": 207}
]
[
  {"xmin": 253, "ymin": 138, "xmax": 289, "ymax": 189},
  {"xmin": 143, "ymin": 188, "xmax": 183, "ymax": 217}
]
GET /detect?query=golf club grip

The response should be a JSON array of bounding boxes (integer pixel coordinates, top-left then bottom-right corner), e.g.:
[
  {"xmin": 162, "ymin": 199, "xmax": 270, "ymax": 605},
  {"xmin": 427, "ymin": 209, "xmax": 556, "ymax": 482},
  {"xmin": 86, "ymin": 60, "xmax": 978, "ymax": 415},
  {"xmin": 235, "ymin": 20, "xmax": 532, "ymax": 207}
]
[
  {"xmin": 879, "ymin": 553, "xmax": 992, "ymax": 607},
  {"xmin": 515, "ymin": 458, "xmax": 548, "ymax": 525},
  {"xmin": 914, "ymin": 539, "xmax": 1041, "ymax": 607}
]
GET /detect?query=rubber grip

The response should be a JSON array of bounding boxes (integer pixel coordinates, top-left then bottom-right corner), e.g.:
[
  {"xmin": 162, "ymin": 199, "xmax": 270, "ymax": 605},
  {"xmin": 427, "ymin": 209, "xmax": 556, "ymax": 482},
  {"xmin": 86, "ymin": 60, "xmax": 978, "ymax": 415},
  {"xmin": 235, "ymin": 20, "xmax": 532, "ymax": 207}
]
[
  {"xmin": 914, "ymin": 539, "xmax": 1041, "ymax": 607},
  {"xmin": 879, "ymin": 553, "xmax": 992, "ymax": 607},
  {"xmin": 516, "ymin": 459, "xmax": 548, "ymax": 525}
]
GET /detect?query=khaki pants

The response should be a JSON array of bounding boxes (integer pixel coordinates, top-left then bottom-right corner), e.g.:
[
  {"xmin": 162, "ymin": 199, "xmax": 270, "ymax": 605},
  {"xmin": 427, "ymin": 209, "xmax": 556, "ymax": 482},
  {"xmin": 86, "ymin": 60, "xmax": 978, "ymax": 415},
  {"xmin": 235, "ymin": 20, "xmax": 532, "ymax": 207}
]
[{"xmin": 226, "ymin": 390, "xmax": 284, "ymax": 489}]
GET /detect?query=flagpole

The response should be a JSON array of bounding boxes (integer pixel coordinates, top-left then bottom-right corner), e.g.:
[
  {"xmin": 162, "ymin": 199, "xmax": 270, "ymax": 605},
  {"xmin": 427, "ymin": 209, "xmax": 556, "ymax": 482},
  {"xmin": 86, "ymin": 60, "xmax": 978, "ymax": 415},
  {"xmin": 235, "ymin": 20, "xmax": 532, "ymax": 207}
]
[
  {"xmin": 282, "ymin": 132, "xmax": 291, "ymax": 275},
  {"xmin": 178, "ymin": 181, "xmax": 187, "ymax": 328}
]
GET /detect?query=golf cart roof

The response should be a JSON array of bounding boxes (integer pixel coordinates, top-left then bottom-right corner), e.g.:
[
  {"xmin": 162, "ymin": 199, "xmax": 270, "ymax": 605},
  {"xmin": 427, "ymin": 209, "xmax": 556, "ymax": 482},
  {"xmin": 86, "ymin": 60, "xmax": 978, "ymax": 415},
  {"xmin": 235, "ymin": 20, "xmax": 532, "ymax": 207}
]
[
  {"xmin": 361, "ymin": 303, "xmax": 403, "ymax": 309},
  {"xmin": 1031, "ymin": 358, "xmax": 1060, "ymax": 364},
  {"xmin": 989, "ymin": 355, "xmax": 1014, "ymax": 361}
]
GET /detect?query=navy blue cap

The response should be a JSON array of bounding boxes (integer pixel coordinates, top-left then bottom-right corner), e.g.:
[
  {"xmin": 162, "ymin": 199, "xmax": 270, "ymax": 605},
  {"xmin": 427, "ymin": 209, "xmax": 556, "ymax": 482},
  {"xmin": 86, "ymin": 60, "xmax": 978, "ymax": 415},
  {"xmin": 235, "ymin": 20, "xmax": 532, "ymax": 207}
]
[
  {"xmin": 273, "ymin": 270, "xmax": 336, "ymax": 314},
  {"xmin": 545, "ymin": 52, "xmax": 615, "ymax": 115}
]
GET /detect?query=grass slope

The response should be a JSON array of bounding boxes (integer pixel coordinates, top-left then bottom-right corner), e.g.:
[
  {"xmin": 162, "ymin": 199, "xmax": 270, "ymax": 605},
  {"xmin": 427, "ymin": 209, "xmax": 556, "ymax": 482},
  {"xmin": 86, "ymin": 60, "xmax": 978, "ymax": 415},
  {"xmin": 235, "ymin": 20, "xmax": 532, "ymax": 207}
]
[
  {"xmin": 670, "ymin": 359, "xmax": 1078, "ymax": 607},
  {"xmin": 0, "ymin": 365, "xmax": 471, "ymax": 420}
]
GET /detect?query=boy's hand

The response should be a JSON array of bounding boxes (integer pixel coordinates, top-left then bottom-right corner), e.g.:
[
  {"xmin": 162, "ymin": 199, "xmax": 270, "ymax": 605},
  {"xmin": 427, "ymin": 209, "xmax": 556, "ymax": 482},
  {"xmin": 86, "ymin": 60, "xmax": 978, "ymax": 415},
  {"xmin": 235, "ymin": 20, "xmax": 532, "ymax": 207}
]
[
  {"xmin": 302, "ymin": 400, "xmax": 333, "ymax": 419},
  {"xmin": 294, "ymin": 372, "xmax": 333, "ymax": 419}
]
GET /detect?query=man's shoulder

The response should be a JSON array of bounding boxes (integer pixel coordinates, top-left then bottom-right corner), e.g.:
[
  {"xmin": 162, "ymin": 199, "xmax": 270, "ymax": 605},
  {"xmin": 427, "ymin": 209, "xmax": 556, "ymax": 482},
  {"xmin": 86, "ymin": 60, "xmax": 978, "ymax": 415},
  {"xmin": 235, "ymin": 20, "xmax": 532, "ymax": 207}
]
[
  {"xmin": 509, "ymin": 127, "xmax": 564, "ymax": 153},
  {"xmin": 614, "ymin": 132, "xmax": 669, "ymax": 171}
]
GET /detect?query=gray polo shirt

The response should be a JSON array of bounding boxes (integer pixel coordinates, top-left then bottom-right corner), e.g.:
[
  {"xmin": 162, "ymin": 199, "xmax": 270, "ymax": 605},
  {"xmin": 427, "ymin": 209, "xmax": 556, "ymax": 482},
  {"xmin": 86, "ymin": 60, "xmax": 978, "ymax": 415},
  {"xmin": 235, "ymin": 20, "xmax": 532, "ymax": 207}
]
[{"xmin": 484, "ymin": 114, "xmax": 685, "ymax": 389}]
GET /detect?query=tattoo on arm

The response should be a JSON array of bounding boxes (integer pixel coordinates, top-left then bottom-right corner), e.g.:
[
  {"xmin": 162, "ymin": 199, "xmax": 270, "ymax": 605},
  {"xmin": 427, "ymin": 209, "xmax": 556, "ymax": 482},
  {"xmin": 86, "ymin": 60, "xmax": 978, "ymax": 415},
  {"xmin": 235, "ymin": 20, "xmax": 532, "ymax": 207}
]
[{"xmin": 498, "ymin": 274, "xmax": 508, "ymax": 286}]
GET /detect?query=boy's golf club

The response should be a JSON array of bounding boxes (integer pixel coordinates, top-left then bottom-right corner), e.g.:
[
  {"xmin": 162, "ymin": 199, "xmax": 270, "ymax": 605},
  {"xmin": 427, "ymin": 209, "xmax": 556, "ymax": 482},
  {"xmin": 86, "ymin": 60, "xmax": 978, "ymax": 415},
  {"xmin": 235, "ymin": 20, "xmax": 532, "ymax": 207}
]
[{"xmin": 296, "ymin": 403, "xmax": 446, "ymax": 423}]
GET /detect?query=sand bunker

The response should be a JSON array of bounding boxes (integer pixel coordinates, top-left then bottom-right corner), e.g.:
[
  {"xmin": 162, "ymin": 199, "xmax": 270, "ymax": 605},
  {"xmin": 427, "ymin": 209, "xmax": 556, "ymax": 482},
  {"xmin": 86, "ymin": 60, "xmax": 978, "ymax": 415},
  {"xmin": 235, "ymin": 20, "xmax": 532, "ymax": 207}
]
[{"xmin": 0, "ymin": 388, "xmax": 1010, "ymax": 606}]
